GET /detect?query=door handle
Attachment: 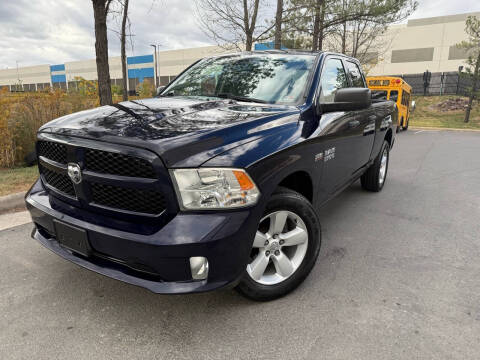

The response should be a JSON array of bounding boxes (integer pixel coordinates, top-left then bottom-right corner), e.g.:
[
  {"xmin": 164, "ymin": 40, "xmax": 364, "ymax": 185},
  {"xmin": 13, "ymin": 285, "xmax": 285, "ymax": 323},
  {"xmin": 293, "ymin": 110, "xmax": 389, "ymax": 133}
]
[{"xmin": 348, "ymin": 120, "xmax": 360, "ymax": 128}]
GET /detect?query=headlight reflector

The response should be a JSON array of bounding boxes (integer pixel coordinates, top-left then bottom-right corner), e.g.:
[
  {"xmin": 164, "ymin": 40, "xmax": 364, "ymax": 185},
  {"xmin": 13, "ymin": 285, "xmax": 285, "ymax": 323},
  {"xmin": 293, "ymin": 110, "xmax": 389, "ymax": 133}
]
[{"xmin": 171, "ymin": 168, "xmax": 260, "ymax": 210}]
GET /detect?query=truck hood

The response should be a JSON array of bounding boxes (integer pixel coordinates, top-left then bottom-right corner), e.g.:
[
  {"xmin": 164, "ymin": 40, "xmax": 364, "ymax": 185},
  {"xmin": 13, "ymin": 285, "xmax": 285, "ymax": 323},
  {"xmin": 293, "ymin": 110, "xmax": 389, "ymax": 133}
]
[{"xmin": 39, "ymin": 97, "xmax": 301, "ymax": 167}]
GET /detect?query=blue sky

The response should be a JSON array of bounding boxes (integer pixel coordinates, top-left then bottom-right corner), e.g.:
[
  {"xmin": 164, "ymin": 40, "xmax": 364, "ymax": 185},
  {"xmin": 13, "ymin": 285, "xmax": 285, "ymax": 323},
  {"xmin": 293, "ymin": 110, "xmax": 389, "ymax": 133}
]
[{"xmin": 1, "ymin": 0, "xmax": 479, "ymax": 69}]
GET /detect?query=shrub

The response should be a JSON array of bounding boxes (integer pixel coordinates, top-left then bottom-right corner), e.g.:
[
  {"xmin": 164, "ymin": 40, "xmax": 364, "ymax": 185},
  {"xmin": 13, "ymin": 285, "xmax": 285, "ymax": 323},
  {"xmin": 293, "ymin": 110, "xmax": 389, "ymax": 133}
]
[
  {"xmin": 0, "ymin": 89, "xmax": 97, "ymax": 167},
  {"xmin": 0, "ymin": 88, "xmax": 15, "ymax": 167},
  {"xmin": 111, "ymin": 84, "xmax": 123, "ymax": 96},
  {"xmin": 0, "ymin": 78, "xmax": 148, "ymax": 168},
  {"xmin": 136, "ymin": 79, "xmax": 155, "ymax": 98}
]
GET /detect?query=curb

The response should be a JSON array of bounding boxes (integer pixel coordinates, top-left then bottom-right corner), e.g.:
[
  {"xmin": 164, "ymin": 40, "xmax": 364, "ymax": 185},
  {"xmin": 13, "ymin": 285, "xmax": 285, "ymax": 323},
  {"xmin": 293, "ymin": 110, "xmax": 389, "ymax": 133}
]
[
  {"xmin": 410, "ymin": 127, "xmax": 480, "ymax": 132},
  {"xmin": 0, "ymin": 192, "xmax": 27, "ymax": 212}
]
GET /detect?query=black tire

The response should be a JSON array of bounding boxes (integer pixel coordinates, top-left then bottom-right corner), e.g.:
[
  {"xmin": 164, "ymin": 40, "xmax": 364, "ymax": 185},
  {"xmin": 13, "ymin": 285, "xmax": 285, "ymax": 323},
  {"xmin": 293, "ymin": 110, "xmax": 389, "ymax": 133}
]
[
  {"xmin": 402, "ymin": 118, "xmax": 409, "ymax": 131},
  {"xmin": 236, "ymin": 187, "xmax": 321, "ymax": 301},
  {"xmin": 361, "ymin": 140, "xmax": 390, "ymax": 192}
]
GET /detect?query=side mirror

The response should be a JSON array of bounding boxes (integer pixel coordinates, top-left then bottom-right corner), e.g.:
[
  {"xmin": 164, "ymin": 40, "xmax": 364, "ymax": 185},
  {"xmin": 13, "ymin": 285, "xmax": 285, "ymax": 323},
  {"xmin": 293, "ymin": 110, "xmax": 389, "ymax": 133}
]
[
  {"xmin": 319, "ymin": 88, "xmax": 372, "ymax": 113},
  {"xmin": 156, "ymin": 86, "xmax": 166, "ymax": 96},
  {"xmin": 411, "ymin": 100, "xmax": 416, "ymax": 112}
]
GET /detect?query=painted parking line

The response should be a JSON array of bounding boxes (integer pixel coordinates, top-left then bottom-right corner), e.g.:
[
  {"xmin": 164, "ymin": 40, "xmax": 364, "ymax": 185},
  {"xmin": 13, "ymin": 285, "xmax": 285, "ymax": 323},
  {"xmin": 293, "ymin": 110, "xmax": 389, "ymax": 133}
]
[{"xmin": 413, "ymin": 129, "xmax": 439, "ymax": 134}]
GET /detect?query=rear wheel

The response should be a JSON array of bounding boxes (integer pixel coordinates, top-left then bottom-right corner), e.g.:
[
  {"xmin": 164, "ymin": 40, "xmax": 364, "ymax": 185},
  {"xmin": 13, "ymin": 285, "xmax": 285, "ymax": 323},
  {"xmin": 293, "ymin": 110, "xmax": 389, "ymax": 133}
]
[
  {"xmin": 402, "ymin": 118, "xmax": 409, "ymax": 131},
  {"xmin": 236, "ymin": 187, "xmax": 321, "ymax": 301},
  {"xmin": 361, "ymin": 140, "xmax": 390, "ymax": 192}
]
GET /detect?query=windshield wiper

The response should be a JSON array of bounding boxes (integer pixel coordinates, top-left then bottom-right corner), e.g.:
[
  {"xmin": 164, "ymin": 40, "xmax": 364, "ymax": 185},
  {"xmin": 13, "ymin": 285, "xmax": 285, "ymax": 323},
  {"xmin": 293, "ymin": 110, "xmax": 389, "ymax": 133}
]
[
  {"xmin": 216, "ymin": 93, "xmax": 269, "ymax": 104},
  {"xmin": 159, "ymin": 91, "xmax": 175, "ymax": 97}
]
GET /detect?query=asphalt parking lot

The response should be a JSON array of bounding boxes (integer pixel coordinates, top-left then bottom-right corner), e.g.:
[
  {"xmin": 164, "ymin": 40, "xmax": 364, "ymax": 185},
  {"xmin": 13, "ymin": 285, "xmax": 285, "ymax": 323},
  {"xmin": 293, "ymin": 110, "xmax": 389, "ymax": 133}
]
[{"xmin": 1, "ymin": 129, "xmax": 479, "ymax": 360}]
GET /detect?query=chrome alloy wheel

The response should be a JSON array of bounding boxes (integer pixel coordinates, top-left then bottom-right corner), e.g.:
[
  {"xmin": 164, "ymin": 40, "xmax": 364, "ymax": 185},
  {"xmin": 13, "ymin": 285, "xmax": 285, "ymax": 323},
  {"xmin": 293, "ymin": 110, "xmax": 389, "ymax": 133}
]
[
  {"xmin": 247, "ymin": 210, "xmax": 309, "ymax": 285},
  {"xmin": 379, "ymin": 147, "xmax": 388, "ymax": 185}
]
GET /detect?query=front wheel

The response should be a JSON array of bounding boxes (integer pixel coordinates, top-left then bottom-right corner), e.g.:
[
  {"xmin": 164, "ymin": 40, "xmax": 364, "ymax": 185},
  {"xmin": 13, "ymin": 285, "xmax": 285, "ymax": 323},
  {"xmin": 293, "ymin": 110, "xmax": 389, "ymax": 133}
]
[
  {"xmin": 402, "ymin": 118, "xmax": 409, "ymax": 131},
  {"xmin": 236, "ymin": 187, "xmax": 321, "ymax": 301},
  {"xmin": 361, "ymin": 140, "xmax": 390, "ymax": 192}
]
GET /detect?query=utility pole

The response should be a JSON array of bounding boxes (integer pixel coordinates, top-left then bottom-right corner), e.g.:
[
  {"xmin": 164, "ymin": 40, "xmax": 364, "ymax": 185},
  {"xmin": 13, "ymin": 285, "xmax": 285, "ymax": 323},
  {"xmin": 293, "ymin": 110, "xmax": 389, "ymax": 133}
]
[{"xmin": 150, "ymin": 44, "xmax": 158, "ymax": 88}]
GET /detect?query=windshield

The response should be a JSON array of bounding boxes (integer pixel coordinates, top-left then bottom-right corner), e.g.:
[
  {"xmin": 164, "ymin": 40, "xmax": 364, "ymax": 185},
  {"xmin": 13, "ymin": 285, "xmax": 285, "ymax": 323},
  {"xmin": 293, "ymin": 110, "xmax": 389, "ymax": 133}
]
[{"xmin": 161, "ymin": 54, "xmax": 315, "ymax": 105}]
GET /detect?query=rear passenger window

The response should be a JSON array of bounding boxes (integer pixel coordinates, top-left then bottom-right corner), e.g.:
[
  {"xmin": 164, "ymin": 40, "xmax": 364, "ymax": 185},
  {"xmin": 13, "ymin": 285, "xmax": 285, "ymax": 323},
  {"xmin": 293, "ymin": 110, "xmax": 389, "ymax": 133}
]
[
  {"xmin": 345, "ymin": 61, "xmax": 366, "ymax": 87},
  {"xmin": 320, "ymin": 59, "xmax": 348, "ymax": 103}
]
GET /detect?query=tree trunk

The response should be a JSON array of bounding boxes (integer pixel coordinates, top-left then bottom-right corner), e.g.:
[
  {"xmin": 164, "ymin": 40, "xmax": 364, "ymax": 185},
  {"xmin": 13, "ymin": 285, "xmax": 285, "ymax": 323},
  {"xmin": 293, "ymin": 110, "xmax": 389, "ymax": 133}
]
[
  {"xmin": 341, "ymin": 21, "xmax": 347, "ymax": 54},
  {"xmin": 318, "ymin": 0, "xmax": 326, "ymax": 51},
  {"xmin": 464, "ymin": 51, "xmax": 480, "ymax": 123},
  {"xmin": 121, "ymin": 0, "xmax": 129, "ymax": 102},
  {"xmin": 312, "ymin": 0, "xmax": 321, "ymax": 51},
  {"xmin": 92, "ymin": 0, "xmax": 112, "ymax": 106},
  {"xmin": 246, "ymin": 33, "xmax": 253, "ymax": 51},
  {"xmin": 274, "ymin": 0, "xmax": 283, "ymax": 49},
  {"xmin": 341, "ymin": 0, "xmax": 347, "ymax": 54},
  {"xmin": 241, "ymin": 0, "xmax": 259, "ymax": 51}
]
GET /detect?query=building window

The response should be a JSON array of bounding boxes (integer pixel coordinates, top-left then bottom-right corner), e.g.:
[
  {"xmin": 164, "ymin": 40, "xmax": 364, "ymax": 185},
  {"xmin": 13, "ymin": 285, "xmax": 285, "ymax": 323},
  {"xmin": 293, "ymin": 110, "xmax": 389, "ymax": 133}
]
[
  {"xmin": 448, "ymin": 45, "xmax": 470, "ymax": 60},
  {"xmin": 391, "ymin": 48, "xmax": 434, "ymax": 63}
]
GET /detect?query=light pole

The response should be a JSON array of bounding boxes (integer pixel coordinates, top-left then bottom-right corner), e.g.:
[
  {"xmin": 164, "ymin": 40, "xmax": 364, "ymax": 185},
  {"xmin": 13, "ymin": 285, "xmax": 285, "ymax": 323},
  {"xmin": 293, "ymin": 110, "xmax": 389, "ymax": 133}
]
[
  {"xmin": 16, "ymin": 60, "xmax": 22, "ymax": 91},
  {"xmin": 157, "ymin": 44, "xmax": 161, "ymax": 86},
  {"xmin": 150, "ymin": 44, "xmax": 158, "ymax": 88}
]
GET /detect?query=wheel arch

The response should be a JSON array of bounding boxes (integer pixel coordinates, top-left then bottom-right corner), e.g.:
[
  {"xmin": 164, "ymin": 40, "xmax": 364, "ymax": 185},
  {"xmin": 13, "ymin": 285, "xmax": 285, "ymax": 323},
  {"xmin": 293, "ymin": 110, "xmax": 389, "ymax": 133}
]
[
  {"xmin": 385, "ymin": 128, "xmax": 393, "ymax": 148},
  {"xmin": 276, "ymin": 170, "xmax": 314, "ymax": 203}
]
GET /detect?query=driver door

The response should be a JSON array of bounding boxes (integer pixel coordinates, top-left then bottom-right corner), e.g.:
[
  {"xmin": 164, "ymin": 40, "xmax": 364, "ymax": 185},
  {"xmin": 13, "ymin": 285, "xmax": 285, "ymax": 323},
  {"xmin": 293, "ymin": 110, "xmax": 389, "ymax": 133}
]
[{"xmin": 318, "ymin": 57, "xmax": 359, "ymax": 195}]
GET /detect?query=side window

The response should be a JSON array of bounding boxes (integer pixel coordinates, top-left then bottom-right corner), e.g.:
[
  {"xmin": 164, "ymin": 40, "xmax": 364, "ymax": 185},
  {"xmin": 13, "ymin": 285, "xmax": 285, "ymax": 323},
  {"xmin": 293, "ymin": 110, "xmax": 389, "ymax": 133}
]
[
  {"xmin": 402, "ymin": 91, "xmax": 410, "ymax": 107},
  {"xmin": 345, "ymin": 61, "xmax": 366, "ymax": 88},
  {"xmin": 319, "ymin": 58, "xmax": 348, "ymax": 103},
  {"xmin": 389, "ymin": 90, "xmax": 399, "ymax": 102}
]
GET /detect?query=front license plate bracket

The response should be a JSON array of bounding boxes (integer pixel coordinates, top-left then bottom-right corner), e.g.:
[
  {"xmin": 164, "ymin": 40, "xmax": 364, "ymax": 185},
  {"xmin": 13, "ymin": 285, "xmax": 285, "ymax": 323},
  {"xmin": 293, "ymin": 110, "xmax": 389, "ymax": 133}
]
[{"xmin": 53, "ymin": 220, "xmax": 91, "ymax": 257}]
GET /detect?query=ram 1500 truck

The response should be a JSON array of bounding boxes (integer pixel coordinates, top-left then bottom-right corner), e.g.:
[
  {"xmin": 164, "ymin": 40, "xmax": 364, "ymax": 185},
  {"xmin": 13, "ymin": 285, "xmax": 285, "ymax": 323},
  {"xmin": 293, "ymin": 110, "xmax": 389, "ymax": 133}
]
[{"xmin": 26, "ymin": 51, "xmax": 396, "ymax": 301}]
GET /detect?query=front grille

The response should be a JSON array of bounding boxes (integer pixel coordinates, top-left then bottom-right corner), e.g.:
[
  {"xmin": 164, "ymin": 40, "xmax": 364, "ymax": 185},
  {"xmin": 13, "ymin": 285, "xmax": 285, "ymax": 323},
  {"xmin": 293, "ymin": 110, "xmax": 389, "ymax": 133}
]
[
  {"xmin": 40, "ymin": 166, "xmax": 75, "ymax": 197},
  {"xmin": 85, "ymin": 149, "xmax": 156, "ymax": 178},
  {"xmin": 37, "ymin": 136, "xmax": 170, "ymax": 218},
  {"xmin": 91, "ymin": 183, "xmax": 166, "ymax": 215},
  {"xmin": 38, "ymin": 141, "xmax": 67, "ymax": 164}
]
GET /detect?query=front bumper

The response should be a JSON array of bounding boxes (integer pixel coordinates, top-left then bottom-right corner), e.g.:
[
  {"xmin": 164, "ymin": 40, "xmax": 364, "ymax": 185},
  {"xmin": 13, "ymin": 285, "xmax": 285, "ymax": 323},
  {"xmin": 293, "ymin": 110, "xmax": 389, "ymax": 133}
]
[{"xmin": 26, "ymin": 180, "xmax": 261, "ymax": 294}]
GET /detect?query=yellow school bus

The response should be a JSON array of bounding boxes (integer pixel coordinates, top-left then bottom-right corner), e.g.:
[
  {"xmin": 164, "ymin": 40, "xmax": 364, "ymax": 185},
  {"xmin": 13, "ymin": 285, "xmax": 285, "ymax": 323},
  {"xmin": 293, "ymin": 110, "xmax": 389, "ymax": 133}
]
[{"xmin": 366, "ymin": 76, "xmax": 413, "ymax": 131}]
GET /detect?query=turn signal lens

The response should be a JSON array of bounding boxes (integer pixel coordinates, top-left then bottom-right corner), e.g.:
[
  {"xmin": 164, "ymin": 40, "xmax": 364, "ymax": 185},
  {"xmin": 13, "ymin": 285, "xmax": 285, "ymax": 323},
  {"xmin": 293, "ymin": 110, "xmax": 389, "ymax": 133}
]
[{"xmin": 233, "ymin": 170, "xmax": 255, "ymax": 190}]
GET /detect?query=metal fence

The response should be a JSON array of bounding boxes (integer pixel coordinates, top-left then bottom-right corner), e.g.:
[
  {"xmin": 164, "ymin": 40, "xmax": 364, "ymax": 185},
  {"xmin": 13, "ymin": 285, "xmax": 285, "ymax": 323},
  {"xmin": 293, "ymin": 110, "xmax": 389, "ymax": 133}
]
[{"xmin": 392, "ymin": 72, "xmax": 473, "ymax": 96}]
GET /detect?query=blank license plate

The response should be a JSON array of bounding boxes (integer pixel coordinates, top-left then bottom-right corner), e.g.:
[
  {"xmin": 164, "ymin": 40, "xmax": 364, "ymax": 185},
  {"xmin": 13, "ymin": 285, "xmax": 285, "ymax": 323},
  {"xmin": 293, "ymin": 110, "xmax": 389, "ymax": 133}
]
[{"xmin": 53, "ymin": 220, "xmax": 91, "ymax": 257}]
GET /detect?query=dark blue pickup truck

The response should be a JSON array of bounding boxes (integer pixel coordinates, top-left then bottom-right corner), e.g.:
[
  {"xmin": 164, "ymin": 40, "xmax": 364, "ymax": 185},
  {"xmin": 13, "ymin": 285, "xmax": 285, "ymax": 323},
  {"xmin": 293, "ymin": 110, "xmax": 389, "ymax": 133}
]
[{"xmin": 26, "ymin": 51, "xmax": 396, "ymax": 300}]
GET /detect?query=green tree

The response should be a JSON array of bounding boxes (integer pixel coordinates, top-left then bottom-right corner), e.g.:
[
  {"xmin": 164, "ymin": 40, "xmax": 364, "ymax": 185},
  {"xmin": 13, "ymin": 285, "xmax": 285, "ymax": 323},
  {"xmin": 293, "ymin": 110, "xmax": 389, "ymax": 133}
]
[
  {"xmin": 282, "ymin": 0, "xmax": 416, "ymax": 55},
  {"xmin": 457, "ymin": 16, "xmax": 480, "ymax": 123}
]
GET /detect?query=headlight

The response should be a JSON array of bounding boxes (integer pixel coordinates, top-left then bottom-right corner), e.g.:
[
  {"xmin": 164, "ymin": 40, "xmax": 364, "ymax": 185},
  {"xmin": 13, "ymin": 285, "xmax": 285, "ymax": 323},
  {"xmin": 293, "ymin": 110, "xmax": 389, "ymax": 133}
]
[{"xmin": 171, "ymin": 168, "xmax": 260, "ymax": 210}]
